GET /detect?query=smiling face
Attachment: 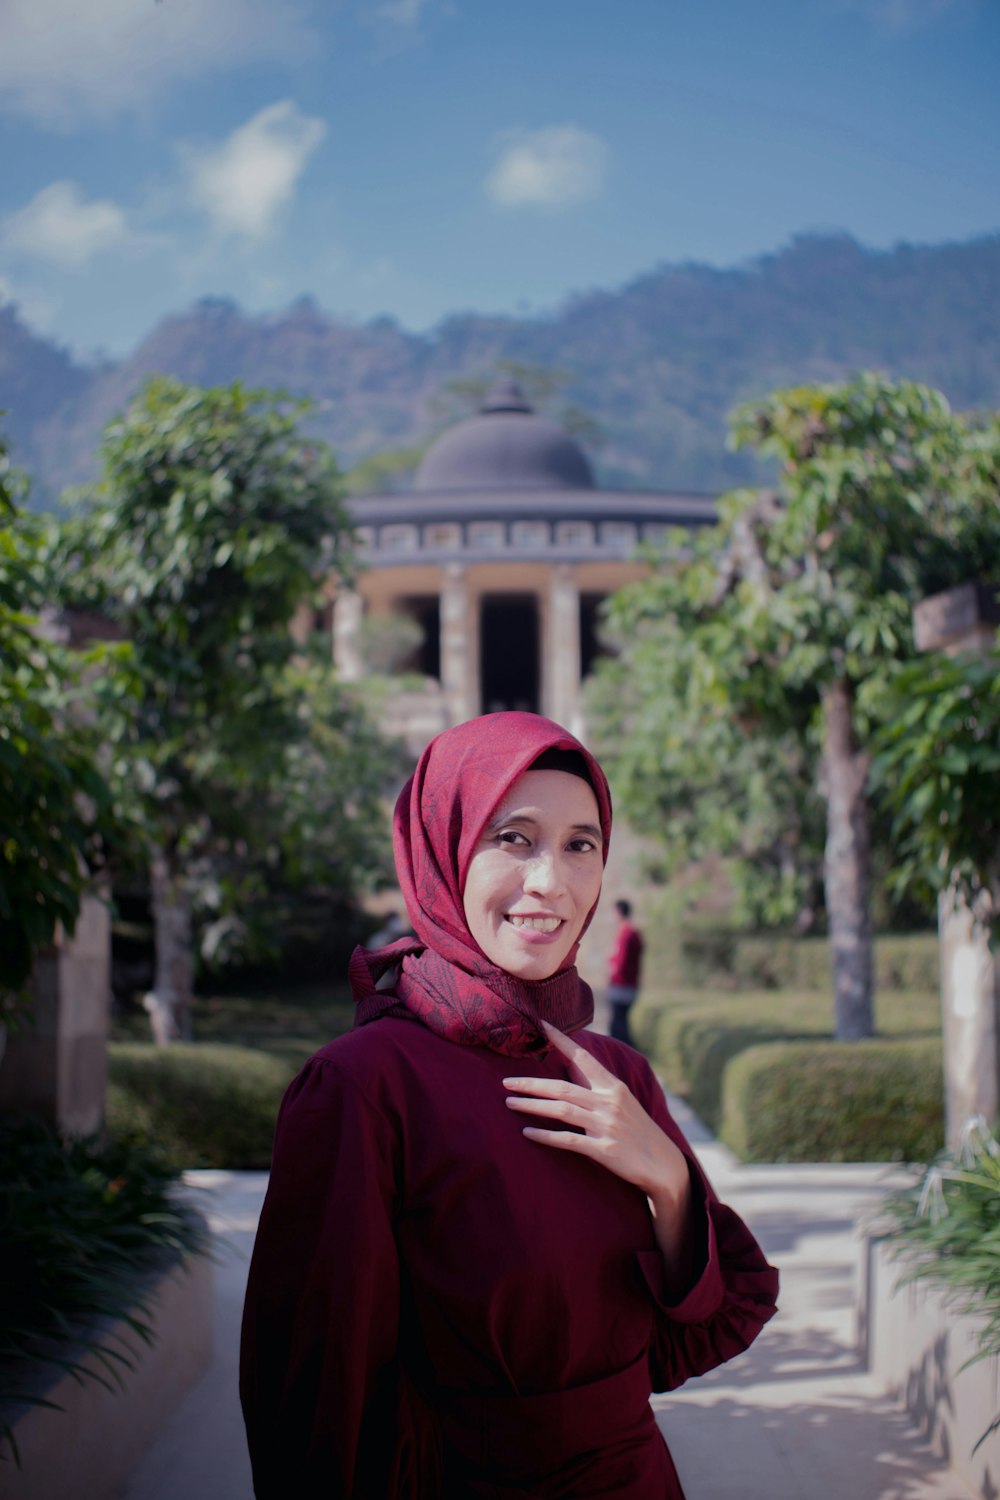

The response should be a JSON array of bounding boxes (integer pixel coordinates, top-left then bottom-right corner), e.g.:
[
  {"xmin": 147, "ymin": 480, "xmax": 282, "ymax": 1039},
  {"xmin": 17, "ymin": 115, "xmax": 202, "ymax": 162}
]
[{"xmin": 461, "ymin": 769, "xmax": 604, "ymax": 982}]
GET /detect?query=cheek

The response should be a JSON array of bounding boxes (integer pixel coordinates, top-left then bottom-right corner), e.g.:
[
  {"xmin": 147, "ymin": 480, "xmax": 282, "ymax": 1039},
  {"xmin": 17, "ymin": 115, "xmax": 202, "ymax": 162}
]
[
  {"xmin": 461, "ymin": 856, "xmax": 504, "ymax": 934},
  {"xmin": 575, "ymin": 869, "xmax": 603, "ymax": 924}
]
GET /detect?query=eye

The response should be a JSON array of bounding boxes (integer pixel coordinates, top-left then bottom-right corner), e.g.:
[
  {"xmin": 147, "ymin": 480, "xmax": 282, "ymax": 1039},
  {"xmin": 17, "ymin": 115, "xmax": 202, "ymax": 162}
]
[
  {"xmin": 497, "ymin": 828, "xmax": 531, "ymax": 847},
  {"xmin": 568, "ymin": 837, "xmax": 598, "ymax": 854}
]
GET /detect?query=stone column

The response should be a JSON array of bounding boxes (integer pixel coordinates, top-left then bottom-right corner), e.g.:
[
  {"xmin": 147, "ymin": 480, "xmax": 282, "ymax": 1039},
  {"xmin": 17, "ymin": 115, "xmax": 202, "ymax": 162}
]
[
  {"xmin": 440, "ymin": 564, "xmax": 476, "ymax": 724},
  {"xmin": 0, "ymin": 892, "xmax": 111, "ymax": 1136},
  {"xmin": 332, "ymin": 589, "xmax": 364, "ymax": 681},
  {"xmin": 914, "ymin": 582, "xmax": 1000, "ymax": 1145},
  {"xmin": 546, "ymin": 564, "xmax": 582, "ymax": 734}
]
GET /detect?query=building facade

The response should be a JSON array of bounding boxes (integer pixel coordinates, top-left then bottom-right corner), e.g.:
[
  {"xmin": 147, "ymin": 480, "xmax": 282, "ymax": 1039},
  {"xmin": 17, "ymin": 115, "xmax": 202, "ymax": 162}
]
[{"xmin": 332, "ymin": 380, "xmax": 718, "ymax": 750}]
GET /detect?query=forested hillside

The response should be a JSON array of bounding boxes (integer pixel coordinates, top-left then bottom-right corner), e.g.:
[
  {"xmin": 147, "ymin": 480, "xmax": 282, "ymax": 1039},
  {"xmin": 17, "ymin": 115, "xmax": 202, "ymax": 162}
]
[{"xmin": 3, "ymin": 232, "xmax": 999, "ymax": 508}]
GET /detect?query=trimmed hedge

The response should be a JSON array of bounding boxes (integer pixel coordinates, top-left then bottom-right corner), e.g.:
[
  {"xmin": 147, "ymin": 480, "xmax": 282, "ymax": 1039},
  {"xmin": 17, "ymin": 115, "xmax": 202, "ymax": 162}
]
[
  {"xmin": 676, "ymin": 930, "xmax": 939, "ymax": 993},
  {"xmin": 631, "ymin": 926, "xmax": 944, "ymax": 1163},
  {"xmin": 665, "ymin": 1009, "xmax": 816, "ymax": 1133},
  {"xmin": 719, "ymin": 1038, "xmax": 944, "ymax": 1163},
  {"xmin": 107, "ymin": 1043, "xmax": 297, "ymax": 1170}
]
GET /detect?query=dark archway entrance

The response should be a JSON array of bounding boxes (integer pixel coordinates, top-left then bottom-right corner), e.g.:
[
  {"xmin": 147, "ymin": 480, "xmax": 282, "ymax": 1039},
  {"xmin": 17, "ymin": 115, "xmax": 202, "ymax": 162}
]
[
  {"xmin": 580, "ymin": 593, "xmax": 610, "ymax": 678},
  {"xmin": 400, "ymin": 595, "xmax": 441, "ymax": 679},
  {"xmin": 480, "ymin": 595, "xmax": 539, "ymax": 713}
]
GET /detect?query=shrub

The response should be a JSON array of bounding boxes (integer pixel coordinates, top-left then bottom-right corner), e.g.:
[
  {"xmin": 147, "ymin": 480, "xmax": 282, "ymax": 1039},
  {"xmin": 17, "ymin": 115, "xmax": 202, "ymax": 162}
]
[
  {"xmin": 877, "ymin": 1117, "xmax": 1000, "ymax": 1452},
  {"xmin": 107, "ymin": 1043, "xmax": 297, "ymax": 1170},
  {"xmin": 720, "ymin": 1039, "xmax": 944, "ymax": 1163},
  {"xmin": 676, "ymin": 929, "xmax": 938, "ymax": 993},
  {"xmin": 872, "ymin": 934, "xmax": 940, "ymax": 993},
  {"xmin": 671, "ymin": 1011, "xmax": 815, "ymax": 1130},
  {"xmin": 0, "ymin": 1118, "xmax": 205, "ymax": 1462},
  {"xmin": 635, "ymin": 989, "xmax": 833, "ymax": 1127}
]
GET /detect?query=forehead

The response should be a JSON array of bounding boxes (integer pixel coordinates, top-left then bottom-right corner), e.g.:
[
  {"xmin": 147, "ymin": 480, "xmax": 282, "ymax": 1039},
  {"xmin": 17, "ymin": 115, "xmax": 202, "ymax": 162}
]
[{"xmin": 489, "ymin": 768, "xmax": 600, "ymax": 826}]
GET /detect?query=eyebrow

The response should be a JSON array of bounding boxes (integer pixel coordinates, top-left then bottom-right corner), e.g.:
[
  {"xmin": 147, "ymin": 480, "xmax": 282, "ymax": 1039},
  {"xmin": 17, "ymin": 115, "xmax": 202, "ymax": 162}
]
[{"xmin": 485, "ymin": 810, "xmax": 602, "ymax": 841}]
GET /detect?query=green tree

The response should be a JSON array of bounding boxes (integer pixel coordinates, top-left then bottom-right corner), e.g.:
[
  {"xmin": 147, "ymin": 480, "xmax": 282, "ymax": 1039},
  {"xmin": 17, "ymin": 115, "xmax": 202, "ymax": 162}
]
[
  {"xmin": 56, "ymin": 377, "xmax": 393, "ymax": 1042},
  {"xmin": 343, "ymin": 445, "xmax": 426, "ymax": 496},
  {"xmin": 0, "ymin": 438, "xmax": 123, "ymax": 1017},
  {"xmin": 585, "ymin": 607, "xmax": 825, "ymax": 929},
  {"xmin": 871, "ymin": 645, "xmax": 1000, "ymax": 930},
  {"xmin": 590, "ymin": 375, "xmax": 999, "ymax": 1039}
]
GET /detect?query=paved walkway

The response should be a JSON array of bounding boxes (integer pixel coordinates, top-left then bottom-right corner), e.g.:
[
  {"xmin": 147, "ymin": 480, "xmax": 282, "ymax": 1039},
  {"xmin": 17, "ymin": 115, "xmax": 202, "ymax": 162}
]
[{"xmin": 118, "ymin": 1101, "xmax": 975, "ymax": 1500}]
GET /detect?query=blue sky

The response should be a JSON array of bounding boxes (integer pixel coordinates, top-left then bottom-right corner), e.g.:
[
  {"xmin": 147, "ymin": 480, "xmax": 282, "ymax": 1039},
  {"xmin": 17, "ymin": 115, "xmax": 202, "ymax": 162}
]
[{"xmin": 0, "ymin": 0, "xmax": 997, "ymax": 360}]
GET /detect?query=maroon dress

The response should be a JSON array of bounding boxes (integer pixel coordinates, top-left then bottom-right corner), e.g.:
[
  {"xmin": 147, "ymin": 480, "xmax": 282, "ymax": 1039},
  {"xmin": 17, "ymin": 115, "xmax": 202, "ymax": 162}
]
[{"xmin": 240, "ymin": 1017, "xmax": 778, "ymax": 1498}]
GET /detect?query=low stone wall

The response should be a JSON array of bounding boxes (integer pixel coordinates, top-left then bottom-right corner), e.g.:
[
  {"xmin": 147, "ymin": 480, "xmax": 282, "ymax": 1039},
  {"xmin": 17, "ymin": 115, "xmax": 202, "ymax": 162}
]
[
  {"xmin": 0, "ymin": 1251, "xmax": 213, "ymax": 1500},
  {"xmin": 862, "ymin": 1236, "xmax": 1000, "ymax": 1500}
]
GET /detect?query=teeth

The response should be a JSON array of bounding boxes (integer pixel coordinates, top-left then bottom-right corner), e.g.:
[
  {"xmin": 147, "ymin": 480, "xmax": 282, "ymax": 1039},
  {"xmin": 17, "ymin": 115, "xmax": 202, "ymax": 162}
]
[{"xmin": 507, "ymin": 915, "xmax": 562, "ymax": 933}]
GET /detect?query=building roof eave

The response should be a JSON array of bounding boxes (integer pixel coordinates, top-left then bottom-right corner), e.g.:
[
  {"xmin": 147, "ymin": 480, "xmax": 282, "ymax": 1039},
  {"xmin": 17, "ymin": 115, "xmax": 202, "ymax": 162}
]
[{"xmin": 349, "ymin": 488, "xmax": 718, "ymax": 528}]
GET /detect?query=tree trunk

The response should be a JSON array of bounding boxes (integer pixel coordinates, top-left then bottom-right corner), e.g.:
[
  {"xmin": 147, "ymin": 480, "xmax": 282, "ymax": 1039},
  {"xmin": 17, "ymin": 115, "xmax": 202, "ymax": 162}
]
[
  {"xmin": 144, "ymin": 849, "xmax": 194, "ymax": 1045},
  {"xmin": 821, "ymin": 679, "xmax": 874, "ymax": 1040},
  {"xmin": 937, "ymin": 875, "xmax": 1000, "ymax": 1146}
]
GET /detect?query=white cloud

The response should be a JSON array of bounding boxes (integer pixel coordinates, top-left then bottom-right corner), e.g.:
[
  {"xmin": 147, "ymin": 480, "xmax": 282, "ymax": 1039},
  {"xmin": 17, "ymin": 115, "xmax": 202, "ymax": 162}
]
[
  {"xmin": 0, "ymin": 0, "xmax": 318, "ymax": 127},
  {"xmin": 877, "ymin": 0, "xmax": 969, "ymax": 25},
  {"xmin": 1, "ymin": 182, "xmax": 129, "ymax": 268},
  {"xmin": 186, "ymin": 102, "xmax": 326, "ymax": 239},
  {"xmin": 835, "ymin": 0, "xmax": 977, "ymax": 32},
  {"xmin": 1, "ymin": 284, "xmax": 59, "ymax": 335},
  {"xmin": 376, "ymin": 0, "xmax": 427, "ymax": 22},
  {"xmin": 486, "ymin": 126, "xmax": 610, "ymax": 209}
]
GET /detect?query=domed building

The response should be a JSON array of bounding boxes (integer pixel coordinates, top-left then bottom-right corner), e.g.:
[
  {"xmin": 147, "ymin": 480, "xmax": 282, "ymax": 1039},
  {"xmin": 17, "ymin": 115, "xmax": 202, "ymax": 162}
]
[{"xmin": 332, "ymin": 379, "xmax": 717, "ymax": 750}]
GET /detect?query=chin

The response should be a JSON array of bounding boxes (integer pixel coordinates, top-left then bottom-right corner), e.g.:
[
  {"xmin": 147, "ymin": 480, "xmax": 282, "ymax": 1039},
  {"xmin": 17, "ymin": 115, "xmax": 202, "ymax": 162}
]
[{"xmin": 498, "ymin": 946, "xmax": 573, "ymax": 983}]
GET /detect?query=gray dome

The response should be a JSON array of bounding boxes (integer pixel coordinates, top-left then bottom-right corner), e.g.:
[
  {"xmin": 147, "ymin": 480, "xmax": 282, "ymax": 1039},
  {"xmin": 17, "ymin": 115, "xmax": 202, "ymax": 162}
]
[{"xmin": 414, "ymin": 379, "xmax": 594, "ymax": 492}]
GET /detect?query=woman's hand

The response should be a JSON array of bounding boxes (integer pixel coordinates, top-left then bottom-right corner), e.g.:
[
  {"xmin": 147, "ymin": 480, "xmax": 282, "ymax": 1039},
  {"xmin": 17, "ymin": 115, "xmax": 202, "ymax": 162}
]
[{"xmin": 503, "ymin": 1021, "xmax": 695, "ymax": 1270}]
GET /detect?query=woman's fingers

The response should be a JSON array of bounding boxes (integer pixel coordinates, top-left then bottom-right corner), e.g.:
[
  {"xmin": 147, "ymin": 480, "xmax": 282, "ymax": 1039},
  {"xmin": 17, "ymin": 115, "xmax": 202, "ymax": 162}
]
[
  {"xmin": 519, "ymin": 1124, "xmax": 598, "ymax": 1153},
  {"xmin": 515, "ymin": 1023, "xmax": 697, "ymax": 1270},
  {"xmin": 504, "ymin": 1023, "xmax": 690, "ymax": 1203},
  {"xmin": 501, "ymin": 1074, "xmax": 592, "ymax": 1101},
  {"xmin": 504, "ymin": 1093, "xmax": 593, "ymax": 1126},
  {"xmin": 539, "ymin": 1019, "xmax": 609, "ymax": 1087}
]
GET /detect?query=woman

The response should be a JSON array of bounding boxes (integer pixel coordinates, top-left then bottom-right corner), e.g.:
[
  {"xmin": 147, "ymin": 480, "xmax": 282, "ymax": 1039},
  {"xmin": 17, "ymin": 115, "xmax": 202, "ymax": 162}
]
[{"xmin": 240, "ymin": 712, "xmax": 778, "ymax": 1498}]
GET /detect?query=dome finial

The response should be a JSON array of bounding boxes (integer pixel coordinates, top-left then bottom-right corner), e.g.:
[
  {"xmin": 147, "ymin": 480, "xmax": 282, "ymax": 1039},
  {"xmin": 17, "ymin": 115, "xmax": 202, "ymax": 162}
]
[
  {"xmin": 481, "ymin": 377, "xmax": 533, "ymax": 415},
  {"xmin": 414, "ymin": 378, "xmax": 594, "ymax": 491}
]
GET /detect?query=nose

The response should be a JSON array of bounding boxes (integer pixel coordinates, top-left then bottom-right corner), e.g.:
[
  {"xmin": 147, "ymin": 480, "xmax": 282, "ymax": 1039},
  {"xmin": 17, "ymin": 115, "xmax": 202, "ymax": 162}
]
[{"xmin": 522, "ymin": 847, "xmax": 565, "ymax": 898}]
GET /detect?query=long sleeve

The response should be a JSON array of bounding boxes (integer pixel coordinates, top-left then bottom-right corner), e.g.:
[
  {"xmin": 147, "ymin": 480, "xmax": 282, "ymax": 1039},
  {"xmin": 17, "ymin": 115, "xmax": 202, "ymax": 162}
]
[
  {"xmin": 626, "ymin": 1056, "xmax": 779, "ymax": 1393},
  {"xmin": 239, "ymin": 1054, "xmax": 402, "ymax": 1499}
]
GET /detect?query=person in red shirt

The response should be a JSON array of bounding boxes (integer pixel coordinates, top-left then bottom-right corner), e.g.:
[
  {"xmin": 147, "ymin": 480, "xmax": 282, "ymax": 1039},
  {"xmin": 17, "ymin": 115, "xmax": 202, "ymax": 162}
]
[
  {"xmin": 608, "ymin": 897, "xmax": 644, "ymax": 1047},
  {"xmin": 240, "ymin": 712, "xmax": 778, "ymax": 1498}
]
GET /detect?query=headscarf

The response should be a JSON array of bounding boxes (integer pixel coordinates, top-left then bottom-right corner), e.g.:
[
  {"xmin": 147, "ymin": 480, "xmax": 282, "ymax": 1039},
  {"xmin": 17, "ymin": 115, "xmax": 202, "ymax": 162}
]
[{"xmin": 349, "ymin": 712, "xmax": 613, "ymax": 1057}]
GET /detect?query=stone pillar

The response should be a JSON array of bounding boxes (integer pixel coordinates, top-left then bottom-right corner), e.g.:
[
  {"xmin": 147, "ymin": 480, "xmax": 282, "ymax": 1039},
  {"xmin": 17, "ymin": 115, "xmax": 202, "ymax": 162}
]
[
  {"xmin": 546, "ymin": 564, "xmax": 582, "ymax": 734},
  {"xmin": 440, "ymin": 564, "xmax": 477, "ymax": 724},
  {"xmin": 332, "ymin": 589, "xmax": 364, "ymax": 681},
  {"xmin": 0, "ymin": 892, "xmax": 111, "ymax": 1136},
  {"xmin": 914, "ymin": 582, "xmax": 1000, "ymax": 1145}
]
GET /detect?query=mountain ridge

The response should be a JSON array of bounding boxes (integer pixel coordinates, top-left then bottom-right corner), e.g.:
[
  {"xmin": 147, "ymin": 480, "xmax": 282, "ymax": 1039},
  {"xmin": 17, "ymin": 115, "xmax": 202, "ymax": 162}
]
[{"xmin": 4, "ymin": 231, "xmax": 999, "ymax": 509}]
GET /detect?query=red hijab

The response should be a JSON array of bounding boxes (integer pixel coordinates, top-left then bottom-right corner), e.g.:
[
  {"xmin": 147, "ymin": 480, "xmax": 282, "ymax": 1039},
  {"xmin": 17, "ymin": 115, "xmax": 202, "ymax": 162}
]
[{"xmin": 350, "ymin": 712, "xmax": 613, "ymax": 1057}]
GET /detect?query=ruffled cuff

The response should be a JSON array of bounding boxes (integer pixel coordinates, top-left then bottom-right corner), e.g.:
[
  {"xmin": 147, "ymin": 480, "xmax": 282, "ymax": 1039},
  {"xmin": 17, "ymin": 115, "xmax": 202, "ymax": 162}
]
[{"xmin": 635, "ymin": 1190, "xmax": 727, "ymax": 1324}]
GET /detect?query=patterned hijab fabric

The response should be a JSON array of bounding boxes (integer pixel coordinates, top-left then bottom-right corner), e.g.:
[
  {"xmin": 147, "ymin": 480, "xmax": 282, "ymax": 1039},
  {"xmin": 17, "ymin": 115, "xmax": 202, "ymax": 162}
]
[{"xmin": 350, "ymin": 712, "xmax": 612, "ymax": 1057}]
